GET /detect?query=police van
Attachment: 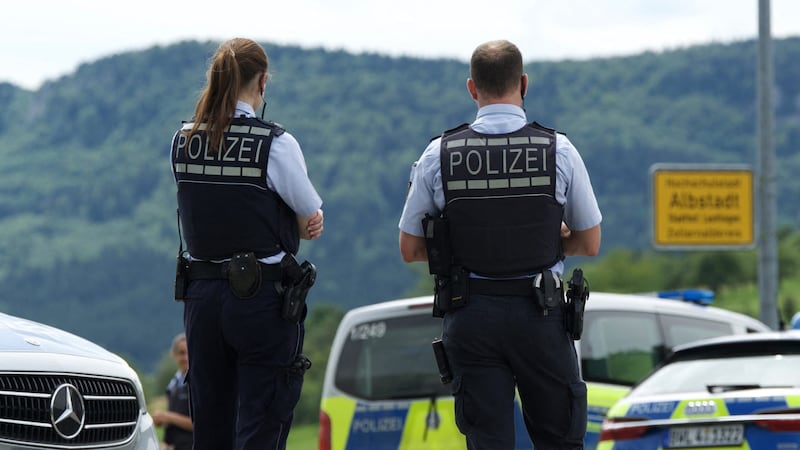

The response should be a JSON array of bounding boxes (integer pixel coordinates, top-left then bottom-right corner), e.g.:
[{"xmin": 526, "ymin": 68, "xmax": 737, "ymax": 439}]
[{"xmin": 318, "ymin": 291, "xmax": 770, "ymax": 450}]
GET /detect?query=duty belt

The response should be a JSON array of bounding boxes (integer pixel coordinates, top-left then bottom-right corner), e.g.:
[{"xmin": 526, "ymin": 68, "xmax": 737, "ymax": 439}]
[
  {"xmin": 188, "ymin": 260, "xmax": 283, "ymax": 281},
  {"xmin": 469, "ymin": 272, "xmax": 562, "ymax": 297}
]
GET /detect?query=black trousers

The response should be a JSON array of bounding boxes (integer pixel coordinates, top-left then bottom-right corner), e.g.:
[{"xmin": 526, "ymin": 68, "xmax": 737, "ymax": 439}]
[
  {"xmin": 442, "ymin": 293, "xmax": 586, "ymax": 450},
  {"xmin": 183, "ymin": 279, "xmax": 305, "ymax": 450}
]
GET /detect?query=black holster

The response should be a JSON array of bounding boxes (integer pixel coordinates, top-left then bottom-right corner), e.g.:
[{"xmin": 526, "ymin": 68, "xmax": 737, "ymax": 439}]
[
  {"xmin": 565, "ymin": 268, "xmax": 590, "ymax": 340},
  {"xmin": 277, "ymin": 253, "xmax": 317, "ymax": 323}
]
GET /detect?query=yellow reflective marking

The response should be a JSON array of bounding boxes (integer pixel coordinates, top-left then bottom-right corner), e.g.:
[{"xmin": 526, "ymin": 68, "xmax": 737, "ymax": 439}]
[
  {"xmin": 591, "ymin": 384, "xmax": 631, "ymax": 417},
  {"xmin": 320, "ymin": 397, "xmax": 358, "ymax": 450},
  {"xmin": 398, "ymin": 398, "xmax": 464, "ymax": 450},
  {"xmin": 786, "ymin": 395, "xmax": 800, "ymax": 408},
  {"xmin": 670, "ymin": 398, "xmax": 729, "ymax": 419}
]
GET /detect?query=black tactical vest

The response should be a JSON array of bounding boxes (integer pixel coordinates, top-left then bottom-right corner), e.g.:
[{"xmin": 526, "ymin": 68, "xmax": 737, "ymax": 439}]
[
  {"xmin": 171, "ymin": 117, "xmax": 299, "ymax": 260},
  {"xmin": 440, "ymin": 122, "xmax": 564, "ymax": 277}
]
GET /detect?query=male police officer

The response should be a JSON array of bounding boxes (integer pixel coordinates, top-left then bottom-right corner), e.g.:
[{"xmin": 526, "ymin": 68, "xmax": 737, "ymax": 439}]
[{"xmin": 399, "ymin": 40, "xmax": 602, "ymax": 450}]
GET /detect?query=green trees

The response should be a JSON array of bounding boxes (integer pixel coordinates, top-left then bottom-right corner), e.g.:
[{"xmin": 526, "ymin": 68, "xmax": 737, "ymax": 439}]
[{"xmin": 0, "ymin": 37, "xmax": 798, "ymax": 372}]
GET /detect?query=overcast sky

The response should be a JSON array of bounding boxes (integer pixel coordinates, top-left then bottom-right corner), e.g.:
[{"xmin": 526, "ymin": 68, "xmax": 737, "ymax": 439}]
[{"xmin": 2, "ymin": 0, "xmax": 799, "ymax": 90}]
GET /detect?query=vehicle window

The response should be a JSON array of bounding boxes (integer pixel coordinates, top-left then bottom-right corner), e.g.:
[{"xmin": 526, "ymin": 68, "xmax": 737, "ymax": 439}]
[
  {"xmin": 633, "ymin": 354, "xmax": 800, "ymax": 396},
  {"xmin": 580, "ymin": 311, "xmax": 664, "ymax": 386},
  {"xmin": 660, "ymin": 313, "xmax": 733, "ymax": 348},
  {"xmin": 334, "ymin": 314, "xmax": 450, "ymax": 400}
]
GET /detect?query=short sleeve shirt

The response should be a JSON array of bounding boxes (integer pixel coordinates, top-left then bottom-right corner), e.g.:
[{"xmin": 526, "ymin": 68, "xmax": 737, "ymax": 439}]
[{"xmin": 398, "ymin": 104, "xmax": 602, "ymax": 275}]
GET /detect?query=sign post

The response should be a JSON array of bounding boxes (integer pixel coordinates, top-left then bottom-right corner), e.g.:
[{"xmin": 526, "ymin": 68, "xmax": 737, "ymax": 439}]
[{"xmin": 651, "ymin": 164, "xmax": 754, "ymax": 250}]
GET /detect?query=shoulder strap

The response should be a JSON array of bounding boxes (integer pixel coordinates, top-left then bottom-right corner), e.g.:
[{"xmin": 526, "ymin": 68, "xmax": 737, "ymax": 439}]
[{"xmin": 430, "ymin": 122, "xmax": 469, "ymax": 143}]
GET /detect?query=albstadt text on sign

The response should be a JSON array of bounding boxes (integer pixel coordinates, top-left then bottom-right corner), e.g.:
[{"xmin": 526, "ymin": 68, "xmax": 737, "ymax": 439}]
[{"xmin": 651, "ymin": 164, "xmax": 754, "ymax": 249}]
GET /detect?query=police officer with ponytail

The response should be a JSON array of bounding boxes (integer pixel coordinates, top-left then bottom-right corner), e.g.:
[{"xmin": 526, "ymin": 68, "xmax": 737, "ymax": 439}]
[
  {"xmin": 171, "ymin": 37, "xmax": 323, "ymax": 450},
  {"xmin": 399, "ymin": 40, "xmax": 601, "ymax": 450}
]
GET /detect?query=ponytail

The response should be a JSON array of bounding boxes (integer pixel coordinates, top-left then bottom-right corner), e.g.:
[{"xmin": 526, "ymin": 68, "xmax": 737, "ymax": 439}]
[{"xmin": 185, "ymin": 38, "xmax": 268, "ymax": 152}]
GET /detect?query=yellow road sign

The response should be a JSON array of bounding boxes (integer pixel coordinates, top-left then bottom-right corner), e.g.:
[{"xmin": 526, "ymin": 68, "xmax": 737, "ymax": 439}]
[{"xmin": 651, "ymin": 165, "xmax": 754, "ymax": 249}]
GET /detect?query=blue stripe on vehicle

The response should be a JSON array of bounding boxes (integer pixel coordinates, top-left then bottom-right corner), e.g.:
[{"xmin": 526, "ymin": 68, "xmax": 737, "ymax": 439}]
[
  {"xmin": 345, "ymin": 402, "xmax": 408, "ymax": 450},
  {"xmin": 725, "ymin": 396, "xmax": 788, "ymax": 415}
]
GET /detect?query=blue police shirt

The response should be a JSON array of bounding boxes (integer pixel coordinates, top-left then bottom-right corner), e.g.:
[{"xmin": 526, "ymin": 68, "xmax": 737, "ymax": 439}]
[
  {"xmin": 172, "ymin": 101, "xmax": 322, "ymax": 263},
  {"xmin": 398, "ymin": 104, "xmax": 602, "ymax": 276}
]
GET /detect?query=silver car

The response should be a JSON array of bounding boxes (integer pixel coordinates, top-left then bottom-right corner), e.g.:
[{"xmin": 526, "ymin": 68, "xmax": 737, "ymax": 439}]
[{"xmin": 0, "ymin": 311, "xmax": 160, "ymax": 449}]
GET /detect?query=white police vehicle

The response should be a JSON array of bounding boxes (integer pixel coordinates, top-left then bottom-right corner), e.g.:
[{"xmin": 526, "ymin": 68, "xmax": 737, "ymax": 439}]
[
  {"xmin": 0, "ymin": 311, "xmax": 160, "ymax": 450},
  {"xmin": 318, "ymin": 290, "xmax": 770, "ymax": 450},
  {"xmin": 598, "ymin": 330, "xmax": 800, "ymax": 449}
]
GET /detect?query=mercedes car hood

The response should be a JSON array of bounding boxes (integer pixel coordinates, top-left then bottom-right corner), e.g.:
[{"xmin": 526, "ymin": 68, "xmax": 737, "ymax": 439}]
[{"xmin": 0, "ymin": 312, "xmax": 124, "ymax": 364}]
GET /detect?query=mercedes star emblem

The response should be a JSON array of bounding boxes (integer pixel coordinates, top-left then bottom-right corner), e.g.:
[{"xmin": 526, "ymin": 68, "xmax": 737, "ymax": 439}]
[{"xmin": 50, "ymin": 383, "xmax": 86, "ymax": 439}]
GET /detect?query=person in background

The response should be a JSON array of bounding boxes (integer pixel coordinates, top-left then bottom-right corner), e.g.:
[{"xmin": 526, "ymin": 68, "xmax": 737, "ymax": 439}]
[
  {"xmin": 398, "ymin": 40, "xmax": 602, "ymax": 449},
  {"xmin": 170, "ymin": 37, "xmax": 324, "ymax": 449},
  {"xmin": 152, "ymin": 333, "xmax": 192, "ymax": 450}
]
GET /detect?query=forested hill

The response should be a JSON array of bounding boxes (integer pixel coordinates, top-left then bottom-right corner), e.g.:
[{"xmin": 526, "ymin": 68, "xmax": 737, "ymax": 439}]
[{"xmin": 0, "ymin": 38, "xmax": 798, "ymax": 370}]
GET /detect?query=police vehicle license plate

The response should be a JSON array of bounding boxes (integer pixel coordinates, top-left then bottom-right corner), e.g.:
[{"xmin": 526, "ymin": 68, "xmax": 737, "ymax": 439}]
[{"xmin": 667, "ymin": 424, "xmax": 744, "ymax": 448}]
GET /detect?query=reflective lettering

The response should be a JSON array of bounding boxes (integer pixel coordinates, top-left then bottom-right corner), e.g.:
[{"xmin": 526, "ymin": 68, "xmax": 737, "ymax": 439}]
[
  {"xmin": 508, "ymin": 148, "xmax": 523, "ymax": 173},
  {"xmin": 449, "ymin": 152, "xmax": 462, "ymax": 176},
  {"xmin": 449, "ymin": 147, "xmax": 545, "ymax": 176},
  {"xmin": 526, "ymin": 148, "xmax": 542, "ymax": 172},
  {"xmin": 466, "ymin": 150, "xmax": 482, "ymax": 175},
  {"xmin": 351, "ymin": 417, "xmax": 404, "ymax": 434},
  {"xmin": 486, "ymin": 149, "xmax": 498, "ymax": 174},
  {"xmin": 223, "ymin": 137, "xmax": 238, "ymax": 161},
  {"xmin": 180, "ymin": 134, "xmax": 263, "ymax": 164},
  {"xmin": 187, "ymin": 134, "xmax": 204, "ymax": 159}
]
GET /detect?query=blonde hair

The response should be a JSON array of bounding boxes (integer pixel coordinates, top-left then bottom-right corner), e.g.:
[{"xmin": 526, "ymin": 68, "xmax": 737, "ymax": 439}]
[{"xmin": 171, "ymin": 332, "xmax": 187, "ymax": 355}]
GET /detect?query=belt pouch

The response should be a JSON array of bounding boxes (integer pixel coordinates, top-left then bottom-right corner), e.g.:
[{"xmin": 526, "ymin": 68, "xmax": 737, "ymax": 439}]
[
  {"xmin": 228, "ymin": 252, "xmax": 262, "ymax": 299},
  {"xmin": 174, "ymin": 252, "xmax": 190, "ymax": 301},
  {"xmin": 433, "ymin": 267, "xmax": 467, "ymax": 317},
  {"xmin": 422, "ymin": 214, "xmax": 452, "ymax": 276}
]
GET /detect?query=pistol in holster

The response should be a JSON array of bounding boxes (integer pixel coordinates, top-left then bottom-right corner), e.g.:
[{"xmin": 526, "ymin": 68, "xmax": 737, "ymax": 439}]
[
  {"xmin": 565, "ymin": 268, "xmax": 590, "ymax": 340},
  {"xmin": 277, "ymin": 253, "xmax": 317, "ymax": 323},
  {"xmin": 422, "ymin": 214, "xmax": 466, "ymax": 318}
]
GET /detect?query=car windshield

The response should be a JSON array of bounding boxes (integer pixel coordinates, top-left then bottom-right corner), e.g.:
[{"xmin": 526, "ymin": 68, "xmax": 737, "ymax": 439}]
[
  {"xmin": 632, "ymin": 353, "xmax": 800, "ymax": 396},
  {"xmin": 334, "ymin": 313, "xmax": 451, "ymax": 400}
]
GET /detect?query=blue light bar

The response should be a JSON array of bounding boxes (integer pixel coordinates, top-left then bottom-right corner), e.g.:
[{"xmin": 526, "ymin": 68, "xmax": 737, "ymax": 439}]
[
  {"xmin": 791, "ymin": 312, "xmax": 800, "ymax": 330},
  {"xmin": 657, "ymin": 289, "xmax": 715, "ymax": 305}
]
